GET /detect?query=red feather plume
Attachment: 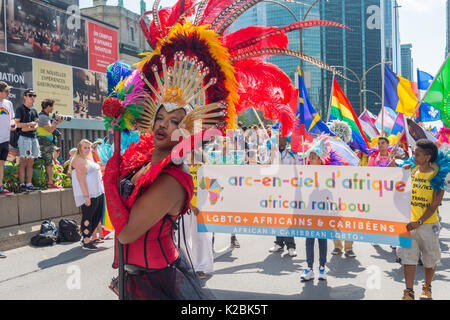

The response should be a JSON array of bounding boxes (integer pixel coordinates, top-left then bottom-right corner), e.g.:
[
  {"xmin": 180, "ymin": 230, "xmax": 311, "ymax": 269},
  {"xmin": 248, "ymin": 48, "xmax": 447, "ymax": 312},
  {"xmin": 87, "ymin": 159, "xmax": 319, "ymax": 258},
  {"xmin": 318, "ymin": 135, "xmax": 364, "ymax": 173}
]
[
  {"xmin": 144, "ymin": 0, "xmax": 196, "ymax": 49},
  {"xmin": 223, "ymin": 26, "xmax": 289, "ymax": 58},
  {"xmin": 234, "ymin": 59, "xmax": 297, "ymax": 135}
]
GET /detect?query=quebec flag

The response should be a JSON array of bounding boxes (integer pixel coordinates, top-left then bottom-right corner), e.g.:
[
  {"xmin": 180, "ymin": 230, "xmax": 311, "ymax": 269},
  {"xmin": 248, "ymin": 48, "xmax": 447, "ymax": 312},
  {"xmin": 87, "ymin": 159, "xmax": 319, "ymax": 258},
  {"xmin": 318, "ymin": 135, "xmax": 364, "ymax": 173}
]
[{"xmin": 417, "ymin": 69, "xmax": 441, "ymax": 122}]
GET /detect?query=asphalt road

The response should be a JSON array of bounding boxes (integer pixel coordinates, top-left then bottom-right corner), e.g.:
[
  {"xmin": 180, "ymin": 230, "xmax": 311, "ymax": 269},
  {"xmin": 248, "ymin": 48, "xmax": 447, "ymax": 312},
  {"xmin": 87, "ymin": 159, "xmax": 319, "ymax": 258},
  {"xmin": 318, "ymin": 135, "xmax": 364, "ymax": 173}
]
[{"xmin": 1, "ymin": 199, "xmax": 449, "ymax": 300}]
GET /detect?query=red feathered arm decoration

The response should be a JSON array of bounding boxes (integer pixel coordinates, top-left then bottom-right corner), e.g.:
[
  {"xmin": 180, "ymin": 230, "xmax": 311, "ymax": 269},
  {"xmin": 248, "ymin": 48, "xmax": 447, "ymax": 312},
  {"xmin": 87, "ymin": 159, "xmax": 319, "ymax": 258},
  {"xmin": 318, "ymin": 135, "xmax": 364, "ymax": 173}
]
[
  {"xmin": 223, "ymin": 26, "xmax": 289, "ymax": 58},
  {"xmin": 234, "ymin": 59, "xmax": 297, "ymax": 136}
]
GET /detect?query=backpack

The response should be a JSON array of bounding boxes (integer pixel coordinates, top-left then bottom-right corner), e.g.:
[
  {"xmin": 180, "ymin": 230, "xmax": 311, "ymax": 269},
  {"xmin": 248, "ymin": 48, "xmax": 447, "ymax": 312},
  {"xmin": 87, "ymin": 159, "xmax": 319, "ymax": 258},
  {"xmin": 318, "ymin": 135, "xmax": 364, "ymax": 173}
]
[
  {"xmin": 30, "ymin": 234, "xmax": 56, "ymax": 247},
  {"xmin": 30, "ymin": 220, "xmax": 58, "ymax": 247},
  {"xmin": 40, "ymin": 220, "xmax": 57, "ymax": 235},
  {"xmin": 9, "ymin": 129, "xmax": 20, "ymax": 148},
  {"xmin": 56, "ymin": 218, "xmax": 81, "ymax": 243}
]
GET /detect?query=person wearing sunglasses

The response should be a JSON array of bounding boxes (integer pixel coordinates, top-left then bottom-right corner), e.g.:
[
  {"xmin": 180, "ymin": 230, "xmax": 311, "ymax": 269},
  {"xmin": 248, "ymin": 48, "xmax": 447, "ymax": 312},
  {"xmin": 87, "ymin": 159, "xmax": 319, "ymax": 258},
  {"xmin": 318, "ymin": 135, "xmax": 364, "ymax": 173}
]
[{"xmin": 14, "ymin": 89, "xmax": 40, "ymax": 192}]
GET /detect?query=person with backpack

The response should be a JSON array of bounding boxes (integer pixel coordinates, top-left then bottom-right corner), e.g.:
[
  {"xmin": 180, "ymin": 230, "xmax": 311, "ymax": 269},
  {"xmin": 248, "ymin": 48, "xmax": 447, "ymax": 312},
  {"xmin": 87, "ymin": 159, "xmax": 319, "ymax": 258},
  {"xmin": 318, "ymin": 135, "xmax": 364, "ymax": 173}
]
[
  {"xmin": 70, "ymin": 139, "xmax": 104, "ymax": 250},
  {"xmin": 0, "ymin": 81, "xmax": 15, "ymax": 196}
]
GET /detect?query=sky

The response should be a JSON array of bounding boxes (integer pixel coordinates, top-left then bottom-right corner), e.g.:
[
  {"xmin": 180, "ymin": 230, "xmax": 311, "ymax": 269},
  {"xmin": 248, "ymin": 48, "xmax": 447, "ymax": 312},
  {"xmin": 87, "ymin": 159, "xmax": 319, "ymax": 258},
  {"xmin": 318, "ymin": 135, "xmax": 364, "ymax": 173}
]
[{"xmin": 79, "ymin": 0, "xmax": 448, "ymax": 77}]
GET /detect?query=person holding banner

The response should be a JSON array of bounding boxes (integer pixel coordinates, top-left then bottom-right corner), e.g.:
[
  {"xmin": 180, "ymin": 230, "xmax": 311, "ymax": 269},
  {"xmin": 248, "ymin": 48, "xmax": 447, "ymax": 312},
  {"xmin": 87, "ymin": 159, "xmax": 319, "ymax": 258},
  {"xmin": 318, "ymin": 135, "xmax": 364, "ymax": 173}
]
[
  {"xmin": 300, "ymin": 134, "xmax": 341, "ymax": 281},
  {"xmin": 397, "ymin": 139, "xmax": 449, "ymax": 300},
  {"xmin": 269, "ymin": 135, "xmax": 299, "ymax": 257}
]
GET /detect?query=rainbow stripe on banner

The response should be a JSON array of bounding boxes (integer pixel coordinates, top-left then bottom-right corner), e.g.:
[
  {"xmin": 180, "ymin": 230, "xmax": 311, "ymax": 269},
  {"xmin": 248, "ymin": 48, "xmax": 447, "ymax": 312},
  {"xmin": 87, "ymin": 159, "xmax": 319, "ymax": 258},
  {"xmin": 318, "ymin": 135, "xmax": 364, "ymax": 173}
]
[{"xmin": 198, "ymin": 212, "xmax": 411, "ymax": 247}]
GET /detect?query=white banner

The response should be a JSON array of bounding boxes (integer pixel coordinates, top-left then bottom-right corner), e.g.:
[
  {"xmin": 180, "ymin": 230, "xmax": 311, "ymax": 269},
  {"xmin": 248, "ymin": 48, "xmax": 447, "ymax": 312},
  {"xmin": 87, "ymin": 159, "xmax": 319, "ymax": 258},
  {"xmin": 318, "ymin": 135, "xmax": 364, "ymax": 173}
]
[{"xmin": 197, "ymin": 165, "xmax": 412, "ymax": 247}]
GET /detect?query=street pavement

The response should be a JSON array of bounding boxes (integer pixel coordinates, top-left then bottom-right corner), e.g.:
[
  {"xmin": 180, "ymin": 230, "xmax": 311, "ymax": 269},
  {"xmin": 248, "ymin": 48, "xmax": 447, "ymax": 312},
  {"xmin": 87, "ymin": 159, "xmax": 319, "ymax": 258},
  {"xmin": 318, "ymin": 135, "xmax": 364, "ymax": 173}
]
[{"xmin": 1, "ymin": 199, "xmax": 449, "ymax": 300}]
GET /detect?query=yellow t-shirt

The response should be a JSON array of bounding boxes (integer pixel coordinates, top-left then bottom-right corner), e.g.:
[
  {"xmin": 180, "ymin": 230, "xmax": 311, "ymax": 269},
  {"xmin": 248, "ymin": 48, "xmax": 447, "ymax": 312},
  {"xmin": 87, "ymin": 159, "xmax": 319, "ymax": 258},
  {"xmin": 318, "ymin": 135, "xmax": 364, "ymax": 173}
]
[
  {"xmin": 189, "ymin": 165, "xmax": 199, "ymax": 207},
  {"xmin": 411, "ymin": 168, "xmax": 438, "ymax": 223}
]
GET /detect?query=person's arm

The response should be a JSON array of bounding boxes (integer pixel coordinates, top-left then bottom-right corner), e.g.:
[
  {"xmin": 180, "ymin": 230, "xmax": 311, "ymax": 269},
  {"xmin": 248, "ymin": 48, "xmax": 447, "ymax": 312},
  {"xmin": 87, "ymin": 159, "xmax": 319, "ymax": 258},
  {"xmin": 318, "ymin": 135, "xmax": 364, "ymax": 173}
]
[
  {"xmin": 407, "ymin": 190, "xmax": 445, "ymax": 231},
  {"xmin": 42, "ymin": 115, "xmax": 61, "ymax": 133},
  {"xmin": 118, "ymin": 173, "xmax": 187, "ymax": 244},
  {"xmin": 73, "ymin": 158, "xmax": 91, "ymax": 206}
]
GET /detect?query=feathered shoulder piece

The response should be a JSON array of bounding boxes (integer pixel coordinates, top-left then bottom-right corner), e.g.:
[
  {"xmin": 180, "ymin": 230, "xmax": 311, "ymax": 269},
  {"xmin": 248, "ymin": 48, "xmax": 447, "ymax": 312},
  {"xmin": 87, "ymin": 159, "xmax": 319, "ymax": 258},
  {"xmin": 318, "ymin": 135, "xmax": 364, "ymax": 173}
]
[{"xmin": 405, "ymin": 151, "xmax": 450, "ymax": 191}]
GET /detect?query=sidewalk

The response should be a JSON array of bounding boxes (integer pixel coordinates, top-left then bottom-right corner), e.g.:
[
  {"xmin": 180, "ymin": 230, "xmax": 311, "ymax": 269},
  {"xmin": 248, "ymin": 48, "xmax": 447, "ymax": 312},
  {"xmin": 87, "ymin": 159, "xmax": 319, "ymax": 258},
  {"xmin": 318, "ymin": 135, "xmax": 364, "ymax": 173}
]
[{"xmin": 0, "ymin": 214, "xmax": 81, "ymax": 251}]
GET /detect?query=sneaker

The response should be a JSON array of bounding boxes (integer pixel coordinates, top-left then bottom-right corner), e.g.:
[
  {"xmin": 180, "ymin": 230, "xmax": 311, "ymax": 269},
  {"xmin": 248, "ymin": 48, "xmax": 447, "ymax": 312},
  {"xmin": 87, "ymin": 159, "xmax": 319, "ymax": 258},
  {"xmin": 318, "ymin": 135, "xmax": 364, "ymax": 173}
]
[
  {"xmin": 47, "ymin": 183, "xmax": 62, "ymax": 189},
  {"xmin": 0, "ymin": 250, "xmax": 6, "ymax": 258},
  {"xmin": 0, "ymin": 187, "xmax": 13, "ymax": 195},
  {"xmin": 345, "ymin": 250, "xmax": 356, "ymax": 258},
  {"xmin": 19, "ymin": 184, "xmax": 28, "ymax": 193},
  {"xmin": 196, "ymin": 271, "xmax": 207, "ymax": 279},
  {"xmin": 331, "ymin": 248, "xmax": 342, "ymax": 255},
  {"xmin": 420, "ymin": 283, "xmax": 432, "ymax": 300},
  {"xmin": 269, "ymin": 244, "xmax": 284, "ymax": 253},
  {"xmin": 287, "ymin": 248, "xmax": 297, "ymax": 257},
  {"xmin": 231, "ymin": 236, "xmax": 240, "ymax": 248},
  {"xmin": 26, "ymin": 184, "xmax": 40, "ymax": 192},
  {"xmin": 300, "ymin": 268, "xmax": 314, "ymax": 281},
  {"xmin": 401, "ymin": 289, "xmax": 415, "ymax": 300},
  {"xmin": 318, "ymin": 266, "xmax": 327, "ymax": 280},
  {"xmin": 82, "ymin": 242, "xmax": 98, "ymax": 251}
]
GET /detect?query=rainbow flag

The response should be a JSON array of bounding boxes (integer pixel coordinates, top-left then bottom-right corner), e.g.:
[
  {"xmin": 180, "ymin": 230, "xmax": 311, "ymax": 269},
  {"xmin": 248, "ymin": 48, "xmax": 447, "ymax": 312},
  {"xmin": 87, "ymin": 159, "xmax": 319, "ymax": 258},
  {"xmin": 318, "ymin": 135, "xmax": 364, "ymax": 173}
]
[
  {"xmin": 329, "ymin": 78, "xmax": 370, "ymax": 154},
  {"xmin": 101, "ymin": 195, "xmax": 114, "ymax": 238}
]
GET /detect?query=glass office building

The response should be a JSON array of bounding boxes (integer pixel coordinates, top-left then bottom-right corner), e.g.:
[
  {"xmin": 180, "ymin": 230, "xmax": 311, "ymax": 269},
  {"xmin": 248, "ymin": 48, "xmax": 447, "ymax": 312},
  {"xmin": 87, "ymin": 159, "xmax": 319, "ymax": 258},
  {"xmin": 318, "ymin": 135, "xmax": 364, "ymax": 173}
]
[
  {"xmin": 401, "ymin": 43, "xmax": 413, "ymax": 81},
  {"xmin": 231, "ymin": 0, "xmax": 400, "ymax": 119}
]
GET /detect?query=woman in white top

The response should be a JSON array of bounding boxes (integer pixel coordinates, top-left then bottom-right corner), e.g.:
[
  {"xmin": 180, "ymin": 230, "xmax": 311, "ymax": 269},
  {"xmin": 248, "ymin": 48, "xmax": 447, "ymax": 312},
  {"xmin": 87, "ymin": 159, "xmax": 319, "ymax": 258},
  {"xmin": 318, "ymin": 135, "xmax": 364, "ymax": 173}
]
[{"xmin": 70, "ymin": 139, "xmax": 105, "ymax": 250}]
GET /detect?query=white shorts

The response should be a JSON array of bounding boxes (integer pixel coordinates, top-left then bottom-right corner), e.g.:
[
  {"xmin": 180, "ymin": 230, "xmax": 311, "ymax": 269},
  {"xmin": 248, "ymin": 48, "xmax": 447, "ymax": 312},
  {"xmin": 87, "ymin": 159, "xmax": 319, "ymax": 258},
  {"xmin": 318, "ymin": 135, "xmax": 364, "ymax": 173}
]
[
  {"xmin": 18, "ymin": 135, "xmax": 40, "ymax": 158},
  {"xmin": 397, "ymin": 222, "xmax": 441, "ymax": 268}
]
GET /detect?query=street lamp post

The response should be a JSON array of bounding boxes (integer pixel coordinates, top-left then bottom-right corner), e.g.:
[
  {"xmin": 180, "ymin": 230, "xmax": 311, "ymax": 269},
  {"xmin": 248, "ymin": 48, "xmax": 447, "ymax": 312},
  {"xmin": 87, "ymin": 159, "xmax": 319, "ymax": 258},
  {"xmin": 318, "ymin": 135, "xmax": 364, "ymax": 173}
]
[
  {"xmin": 332, "ymin": 61, "xmax": 392, "ymax": 115},
  {"xmin": 299, "ymin": 0, "xmax": 321, "ymax": 75}
]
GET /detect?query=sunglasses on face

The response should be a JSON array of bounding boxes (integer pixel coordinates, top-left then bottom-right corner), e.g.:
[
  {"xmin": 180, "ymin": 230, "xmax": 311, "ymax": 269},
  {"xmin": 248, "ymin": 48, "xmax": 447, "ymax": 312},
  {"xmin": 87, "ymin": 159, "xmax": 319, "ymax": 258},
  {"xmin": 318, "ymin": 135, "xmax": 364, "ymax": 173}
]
[{"xmin": 27, "ymin": 94, "xmax": 36, "ymax": 97}]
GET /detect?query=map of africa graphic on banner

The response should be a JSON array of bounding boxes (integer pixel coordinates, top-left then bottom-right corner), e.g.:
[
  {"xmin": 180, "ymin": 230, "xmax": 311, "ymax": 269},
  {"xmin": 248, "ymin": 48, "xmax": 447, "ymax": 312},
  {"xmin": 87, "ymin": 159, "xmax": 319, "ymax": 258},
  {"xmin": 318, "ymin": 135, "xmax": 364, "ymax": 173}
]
[{"xmin": 199, "ymin": 177, "xmax": 224, "ymax": 205}]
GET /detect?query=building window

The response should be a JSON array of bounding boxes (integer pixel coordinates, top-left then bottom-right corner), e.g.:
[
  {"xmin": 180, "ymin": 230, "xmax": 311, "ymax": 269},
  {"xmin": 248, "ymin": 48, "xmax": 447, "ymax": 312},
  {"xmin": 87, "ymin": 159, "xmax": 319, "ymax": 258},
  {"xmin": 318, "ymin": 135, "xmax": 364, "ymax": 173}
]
[{"xmin": 130, "ymin": 26, "xmax": 135, "ymax": 42}]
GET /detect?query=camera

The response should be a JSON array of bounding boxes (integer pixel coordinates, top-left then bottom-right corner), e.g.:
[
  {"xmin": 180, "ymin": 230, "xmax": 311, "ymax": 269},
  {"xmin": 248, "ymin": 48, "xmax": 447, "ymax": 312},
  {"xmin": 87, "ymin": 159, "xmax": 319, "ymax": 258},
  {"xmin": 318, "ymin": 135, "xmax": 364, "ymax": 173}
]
[{"xmin": 52, "ymin": 112, "xmax": 72, "ymax": 122}]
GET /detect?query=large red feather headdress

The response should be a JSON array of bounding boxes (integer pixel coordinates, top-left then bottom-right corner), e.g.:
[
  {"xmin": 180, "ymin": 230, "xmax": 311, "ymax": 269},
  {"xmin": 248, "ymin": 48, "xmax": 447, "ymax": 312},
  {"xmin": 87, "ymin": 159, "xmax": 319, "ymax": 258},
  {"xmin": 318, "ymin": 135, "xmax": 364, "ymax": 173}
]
[{"xmin": 125, "ymin": 0, "xmax": 349, "ymax": 136}]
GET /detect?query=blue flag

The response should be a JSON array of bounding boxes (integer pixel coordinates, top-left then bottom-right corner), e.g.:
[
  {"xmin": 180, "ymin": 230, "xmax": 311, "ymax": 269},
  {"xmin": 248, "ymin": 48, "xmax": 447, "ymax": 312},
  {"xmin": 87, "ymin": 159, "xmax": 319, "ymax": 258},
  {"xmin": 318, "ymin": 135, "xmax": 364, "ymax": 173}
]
[
  {"xmin": 419, "ymin": 102, "xmax": 441, "ymax": 122},
  {"xmin": 417, "ymin": 70, "xmax": 434, "ymax": 91},
  {"xmin": 417, "ymin": 69, "xmax": 440, "ymax": 122}
]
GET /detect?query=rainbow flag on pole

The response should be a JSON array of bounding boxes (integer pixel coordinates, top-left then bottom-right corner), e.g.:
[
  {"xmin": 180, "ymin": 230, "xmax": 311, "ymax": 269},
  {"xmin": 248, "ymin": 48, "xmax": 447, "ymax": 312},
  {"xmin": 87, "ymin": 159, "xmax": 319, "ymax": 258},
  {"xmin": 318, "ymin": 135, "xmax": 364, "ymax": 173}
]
[
  {"xmin": 101, "ymin": 195, "xmax": 114, "ymax": 238},
  {"xmin": 329, "ymin": 78, "xmax": 370, "ymax": 154}
]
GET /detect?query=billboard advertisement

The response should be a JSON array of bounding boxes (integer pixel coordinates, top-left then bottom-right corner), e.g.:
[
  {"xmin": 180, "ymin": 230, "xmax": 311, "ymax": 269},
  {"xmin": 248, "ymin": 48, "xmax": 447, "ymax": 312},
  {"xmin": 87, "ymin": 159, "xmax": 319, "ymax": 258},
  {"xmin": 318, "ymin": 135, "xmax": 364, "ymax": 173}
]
[
  {"xmin": 33, "ymin": 59, "xmax": 73, "ymax": 116},
  {"xmin": 0, "ymin": 51, "xmax": 32, "ymax": 108},
  {"xmin": 6, "ymin": 0, "xmax": 88, "ymax": 69},
  {"xmin": 88, "ymin": 21, "xmax": 118, "ymax": 73},
  {"xmin": 0, "ymin": 0, "xmax": 5, "ymax": 51},
  {"xmin": 73, "ymin": 68, "xmax": 107, "ymax": 119}
]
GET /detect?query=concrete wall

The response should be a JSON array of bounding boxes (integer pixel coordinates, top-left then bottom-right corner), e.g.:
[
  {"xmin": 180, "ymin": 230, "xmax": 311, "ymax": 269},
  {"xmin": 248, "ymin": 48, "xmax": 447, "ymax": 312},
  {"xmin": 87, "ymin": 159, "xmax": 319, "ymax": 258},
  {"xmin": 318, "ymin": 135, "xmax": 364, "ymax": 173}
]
[{"xmin": 0, "ymin": 188, "xmax": 80, "ymax": 228}]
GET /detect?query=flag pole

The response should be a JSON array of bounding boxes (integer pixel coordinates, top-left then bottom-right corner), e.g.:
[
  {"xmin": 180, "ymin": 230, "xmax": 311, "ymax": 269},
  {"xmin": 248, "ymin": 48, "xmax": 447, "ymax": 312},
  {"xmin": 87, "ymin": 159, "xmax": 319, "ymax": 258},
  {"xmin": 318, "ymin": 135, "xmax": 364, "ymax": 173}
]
[
  {"xmin": 390, "ymin": 54, "xmax": 450, "ymax": 161},
  {"xmin": 381, "ymin": 59, "xmax": 385, "ymax": 136},
  {"xmin": 327, "ymin": 71, "xmax": 336, "ymax": 123},
  {"xmin": 408, "ymin": 53, "xmax": 450, "ymax": 121},
  {"xmin": 251, "ymin": 107, "xmax": 270, "ymax": 140}
]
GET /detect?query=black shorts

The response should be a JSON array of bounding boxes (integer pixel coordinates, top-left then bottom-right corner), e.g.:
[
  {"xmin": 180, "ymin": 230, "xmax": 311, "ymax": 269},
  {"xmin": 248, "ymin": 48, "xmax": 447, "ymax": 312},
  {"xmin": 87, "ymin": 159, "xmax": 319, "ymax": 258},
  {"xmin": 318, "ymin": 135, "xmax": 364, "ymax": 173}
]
[{"xmin": 0, "ymin": 141, "xmax": 9, "ymax": 161}]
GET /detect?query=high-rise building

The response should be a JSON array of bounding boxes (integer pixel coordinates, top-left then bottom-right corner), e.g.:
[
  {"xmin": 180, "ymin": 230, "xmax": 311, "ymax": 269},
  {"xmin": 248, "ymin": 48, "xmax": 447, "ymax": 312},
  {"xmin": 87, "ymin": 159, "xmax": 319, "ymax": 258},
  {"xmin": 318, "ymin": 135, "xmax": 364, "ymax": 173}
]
[
  {"xmin": 401, "ymin": 44, "xmax": 413, "ymax": 81},
  {"xmin": 231, "ymin": 0, "xmax": 400, "ymax": 118}
]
